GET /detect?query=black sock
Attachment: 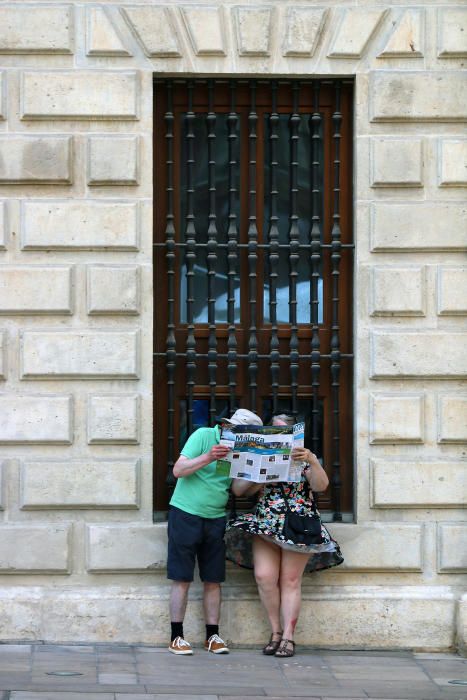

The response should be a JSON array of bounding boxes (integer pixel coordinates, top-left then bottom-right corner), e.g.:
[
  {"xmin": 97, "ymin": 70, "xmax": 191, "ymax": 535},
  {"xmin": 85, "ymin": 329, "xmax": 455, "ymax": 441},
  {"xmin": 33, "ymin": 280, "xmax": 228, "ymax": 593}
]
[
  {"xmin": 206, "ymin": 624, "xmax": 219, "ymax": 641},
  {"xmin": 171, "ymin": 621, "xmax": 184, "ymax": 642}
]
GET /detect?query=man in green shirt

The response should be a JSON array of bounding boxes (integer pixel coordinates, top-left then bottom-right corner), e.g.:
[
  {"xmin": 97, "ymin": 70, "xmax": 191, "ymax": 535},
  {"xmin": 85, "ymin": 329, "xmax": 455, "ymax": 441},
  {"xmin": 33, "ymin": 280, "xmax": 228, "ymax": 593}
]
[{"xmin": 167, "ymin": 408, "xmax": 263, "ymax": 655}]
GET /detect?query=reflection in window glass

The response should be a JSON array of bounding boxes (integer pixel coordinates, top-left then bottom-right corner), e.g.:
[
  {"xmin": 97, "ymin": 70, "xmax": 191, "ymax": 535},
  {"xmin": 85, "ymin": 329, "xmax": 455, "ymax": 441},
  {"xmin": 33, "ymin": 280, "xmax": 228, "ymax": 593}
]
[
  {"xmin": 180, "ymin": 114, "xmax": 240, "ymax": 323},
  {"xmin": 263, "ymin": 114, "xmax": 324, "ymax": 324}
]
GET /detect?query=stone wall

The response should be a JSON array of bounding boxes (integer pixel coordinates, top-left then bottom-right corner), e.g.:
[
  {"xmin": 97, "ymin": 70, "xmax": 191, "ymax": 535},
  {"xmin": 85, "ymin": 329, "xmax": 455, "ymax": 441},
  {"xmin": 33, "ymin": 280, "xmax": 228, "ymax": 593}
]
[{"xmin": 0, "ymin": 0, "xmax": 465, "ymax": 651}]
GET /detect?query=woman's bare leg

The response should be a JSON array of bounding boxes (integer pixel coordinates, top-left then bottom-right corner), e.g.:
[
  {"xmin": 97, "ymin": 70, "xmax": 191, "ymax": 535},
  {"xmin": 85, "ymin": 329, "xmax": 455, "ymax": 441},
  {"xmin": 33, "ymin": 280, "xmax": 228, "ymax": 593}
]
[
  {"xmin": 252, "ymin": 536, "xmax": 282, "ymax": 635},
  {"xmin": 279, "ymin": 549, "xmax": 309, "ymax": 642}
]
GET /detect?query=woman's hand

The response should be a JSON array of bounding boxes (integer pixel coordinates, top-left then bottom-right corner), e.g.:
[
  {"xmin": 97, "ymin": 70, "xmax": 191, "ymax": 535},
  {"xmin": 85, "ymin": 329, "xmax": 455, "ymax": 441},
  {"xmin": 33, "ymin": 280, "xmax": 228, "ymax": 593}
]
[{"xmin": 291, "ymin": 448, "xmax": 329, "ymax": 492}]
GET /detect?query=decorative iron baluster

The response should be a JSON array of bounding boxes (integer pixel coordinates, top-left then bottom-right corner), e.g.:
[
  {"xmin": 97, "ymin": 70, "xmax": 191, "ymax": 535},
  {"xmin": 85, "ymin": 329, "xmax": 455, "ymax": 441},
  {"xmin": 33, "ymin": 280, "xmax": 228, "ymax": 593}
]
[
  {"xmin": 268, "ymin": 80, "xmax": 280, "ymax": 415},
  {"xmin": 310, "ymin": 80, "xmax": 322, "ymax": 459},
  {"xmin": 288, "ymin": 83, "xmax": 300, "ymax": 419},
  {"xmin": 165, "ymin": 80, "xmax": 176, "ymax": 489},
  {"xmin": 185, "ymin": 80, "xmax": 197, "ymax": 436},
  {"xmin": 227, "ymin": 80, "xmax": 239, "ymax": 414},
  {"xmin": 331, "ymin": 81, "xmax": 342, "ymax": 521},
  {"xmin": 247, "ymin": 80, "xmax": 258, "ymax": 409},
  {"xmin": 207, "ymin": 80, "xmax": 218, "ymax": 426}
]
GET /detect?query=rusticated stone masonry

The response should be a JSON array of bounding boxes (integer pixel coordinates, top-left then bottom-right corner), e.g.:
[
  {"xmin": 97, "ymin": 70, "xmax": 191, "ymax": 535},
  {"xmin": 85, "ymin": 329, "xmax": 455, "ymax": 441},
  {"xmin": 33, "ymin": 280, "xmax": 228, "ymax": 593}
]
[{"xmin": 0, "ymin": 1, "xmax": 465, "ymax": 650}]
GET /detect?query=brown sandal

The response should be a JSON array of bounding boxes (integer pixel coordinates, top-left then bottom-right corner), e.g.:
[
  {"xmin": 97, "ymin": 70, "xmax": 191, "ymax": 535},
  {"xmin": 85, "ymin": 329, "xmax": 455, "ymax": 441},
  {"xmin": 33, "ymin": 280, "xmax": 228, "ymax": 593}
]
[
  {"xmin": 262, "ymin": 631, "xmax": 283, "ymax": 656},
  {"xmin": 275, "ymin": 638, "xmax": 295, "ymax": 657}
]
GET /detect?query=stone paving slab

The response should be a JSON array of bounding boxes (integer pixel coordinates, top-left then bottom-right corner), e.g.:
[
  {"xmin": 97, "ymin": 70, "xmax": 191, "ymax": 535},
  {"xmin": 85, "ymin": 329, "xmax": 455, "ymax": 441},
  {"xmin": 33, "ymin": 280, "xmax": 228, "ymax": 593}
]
[{"xmin": 0, "ymin": 644, "xmax": 466, "ymax": 700}]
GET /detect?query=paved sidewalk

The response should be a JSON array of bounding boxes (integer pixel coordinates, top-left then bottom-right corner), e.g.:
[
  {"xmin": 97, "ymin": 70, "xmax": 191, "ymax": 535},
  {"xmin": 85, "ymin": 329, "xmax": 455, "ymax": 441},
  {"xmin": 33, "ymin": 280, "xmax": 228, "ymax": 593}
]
[{"xmin": 0, "ymin": 643, "xmax": 466, "ymax": 700}]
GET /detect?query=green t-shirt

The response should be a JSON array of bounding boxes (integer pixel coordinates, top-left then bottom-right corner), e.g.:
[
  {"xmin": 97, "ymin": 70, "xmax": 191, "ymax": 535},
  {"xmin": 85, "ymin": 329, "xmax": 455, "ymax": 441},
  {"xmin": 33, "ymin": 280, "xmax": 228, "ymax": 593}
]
[{"xmin": 169, "ymin": 425, "xmax": 231, "ymax": 519}]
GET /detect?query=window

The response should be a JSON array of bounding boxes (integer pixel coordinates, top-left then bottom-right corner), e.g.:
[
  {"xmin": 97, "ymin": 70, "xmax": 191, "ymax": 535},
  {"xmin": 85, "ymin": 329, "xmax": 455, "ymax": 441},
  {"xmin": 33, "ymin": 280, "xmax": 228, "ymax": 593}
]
[{"xmin": 154, "ymin": 78, "xmax": 354, "ymax": 518}]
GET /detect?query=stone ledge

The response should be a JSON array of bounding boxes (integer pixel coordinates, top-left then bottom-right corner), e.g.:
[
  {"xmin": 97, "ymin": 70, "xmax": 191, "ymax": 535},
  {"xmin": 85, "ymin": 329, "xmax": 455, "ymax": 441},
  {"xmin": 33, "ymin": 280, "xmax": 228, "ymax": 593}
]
[{"xmin": 0, "ymin": 585, "xmax": 458, "ymax": 650}]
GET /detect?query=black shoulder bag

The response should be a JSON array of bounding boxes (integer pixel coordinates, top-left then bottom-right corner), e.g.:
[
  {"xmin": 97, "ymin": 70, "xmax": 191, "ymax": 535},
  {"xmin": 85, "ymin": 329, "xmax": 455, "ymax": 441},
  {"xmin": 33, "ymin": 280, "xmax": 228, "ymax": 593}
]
[{"xmin": 279, "ymin": 482, "xmax": 324, "ymax": 546}]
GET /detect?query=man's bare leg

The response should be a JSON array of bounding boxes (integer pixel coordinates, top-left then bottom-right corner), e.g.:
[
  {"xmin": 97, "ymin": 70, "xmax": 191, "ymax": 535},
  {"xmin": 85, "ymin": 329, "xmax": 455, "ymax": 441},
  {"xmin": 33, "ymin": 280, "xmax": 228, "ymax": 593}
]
[
  {"xmin": 203, "ymin": 582, "xmax": 221, "ymax": 625},
  {"xmin": 170, "ymin": 580, "xmax": 190, "ymax": 622}
]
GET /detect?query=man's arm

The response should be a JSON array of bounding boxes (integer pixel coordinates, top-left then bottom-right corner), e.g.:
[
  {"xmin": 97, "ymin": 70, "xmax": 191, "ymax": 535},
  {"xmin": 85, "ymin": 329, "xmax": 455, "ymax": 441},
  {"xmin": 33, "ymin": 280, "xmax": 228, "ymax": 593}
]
[{"xmin": 173, "ymin": 443, "xmax": 230, "ymax": 479}]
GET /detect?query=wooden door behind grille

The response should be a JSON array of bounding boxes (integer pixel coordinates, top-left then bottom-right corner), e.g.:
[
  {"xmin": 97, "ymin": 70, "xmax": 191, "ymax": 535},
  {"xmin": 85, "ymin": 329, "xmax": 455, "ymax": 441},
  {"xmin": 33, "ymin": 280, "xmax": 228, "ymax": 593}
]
[{"xmin": 154, "ymin": 79, "xmax": 353, "ymax": 517}]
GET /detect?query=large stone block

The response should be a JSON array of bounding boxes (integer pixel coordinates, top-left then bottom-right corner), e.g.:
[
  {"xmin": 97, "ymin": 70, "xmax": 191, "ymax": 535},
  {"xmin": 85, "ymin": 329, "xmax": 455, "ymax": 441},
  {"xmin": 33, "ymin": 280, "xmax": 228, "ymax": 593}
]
[
  {"xmin": 327, "ymin": 523, "xmax": 423, "ymax": 571},
  {"xmin": 121, "ymin": 6, "xmax": 180, "ymax": 57},
  {"xmin": 0, "ymin": 525, "xmax": 70, "ymax": 573},
  {"xmin": 438, "ymin": 395, "xmax": 467, "ymax": 444},
  {"xmin": 0, "ymin": 395, "xmax": 72, "ymax": 444},
  {"xmin": 378, "ymin": 9, "xmax": 424, "ymax": 58},
  {"xmin": 438, "ymin": 266, "xmax": 467, "ymax": 315},
  {"xmin": 87, "ymin": 524, "xmax": 166, "ymax": 572},
  {"xmin": 87, "ymin": 265, "xmax": 139, "ymax": 315},
  {"xmin": 0, "ymin": 330, "xmax": 5, "ymax": 379},
  {"xmin": 458, "ymin": 593, "xmax": 467, "ymax": 656},
  {"xmin": 282, "ymin": 7, "xmax": 327, "ymax": 57},
  {"xmin": 21, "ymin": 330, "xmax": 139, "ymax": 379},
  {"xmin": 0, "ymin": 5, "xmax": 73, "ymax": 54},
  {"xmin": 371, "ymin": 460, "xmax": 467, "ymax": 508},
  {"xmin": 20, "ymin": 460, "xmax": 140, "ymax": 509},
  {"xmin": 370, "ymin": 72, "xmax": 467, "ymax": 122},
  {"xmin": 370, "ymin": 138, "xmax": 423, "ymax": 187},
  {"xmin": 438, "ymin": 524, "xmax": 467, "ymax": 573},
  {"xmin": 86, "ymin": 6, "xmax": 131, "ymax": 57},
  {"xmin": 370, "ymin": 266, "xmax": 425, "ymax": 316},
  {"xmin": 181, "ymin": 6, "xmax": 225, "ymax": 56},
  {"xmin": 88, "ymin": 394, "xmax": 139, "ymax": 444},
  {"xmin": 371, "ymin": 203, "xmax": 467, "ymax": 251},
  {"xmin": 0, "ymin": 461, "xmax": 4, "ymax": 510},
  {"xmin": 438, "ymin": 8, "xmax": 467, "ymax": 58},
  {"xmin": 21, "ymin": 200, "xmax": 139, "ymax": 250},
  {"xmin": 0, "ymin": 201, "xmax": 6, "ymax": 249},
  {"xmin": 21, "ymin": 71, "xmax": 138, "ymax": 120},
  {"xmin": 234, "ymin": 6, "xmax": 273, "ymax": 56},
  {"xmin": 371, "ymin": 332, "xmax": 467, "ymax": 379},
  {"xmin": 0, "ymin": 266, "xmax": 72, "ymax": 314},
  {"xmin": 439, "ymin": 139, "xmax": 467, "ymax": 187},
  {"xmin": 0, "ymin": 136, "xmax": 72, "ymax": 184},
  {"xmin": 0, "ymin": 72, "xmax": 5, "ymax": 121},
  {"xmin": 370, "ymin": 393, "xmax": 424, "ymax": 443},
  {"xmin": 87, "ymin": 136, "xmax": 139, "ymax": 186},
  {"xmin": 328, "ymin": 9, "xmax": 386, "ymax": 58}
]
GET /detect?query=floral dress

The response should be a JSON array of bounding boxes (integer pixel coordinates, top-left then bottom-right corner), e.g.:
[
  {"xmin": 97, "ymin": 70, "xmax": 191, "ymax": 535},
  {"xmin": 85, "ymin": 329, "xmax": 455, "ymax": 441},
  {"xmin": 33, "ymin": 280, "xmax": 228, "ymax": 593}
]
[{"xmin": 225, "ymin": 470, "xmax": 344, "ymax": 572}]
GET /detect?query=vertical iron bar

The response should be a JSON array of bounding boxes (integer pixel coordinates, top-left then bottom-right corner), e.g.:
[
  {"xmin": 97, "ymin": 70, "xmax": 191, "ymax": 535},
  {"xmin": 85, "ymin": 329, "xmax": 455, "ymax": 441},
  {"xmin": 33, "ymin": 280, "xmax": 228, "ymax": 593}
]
[
  {"xmin": 247, "ymin": 80, "xmax": 258, "ymax": 410},
  {"xmin": 227, "ymin": 80, "xmax": 239, "ymax": 415},
  {"xmin": 207, "ymin": 80, "xmax": 218, "ymax": 426},
  {"xmin": 165, "ymin": 80, "xmax": 176, "ymax": 489},
  {"xmin": 310, "ymin": 80, "xmax": 322, "ymax": 460},
  {"xmin": 268, "ymin": 80, "xmax": 280, "ymax": 415},
  {"xmin": 289, "ymin": 83, "xmax": 300, "ymax": 419},
  {"xmin": 331, "ymin": 81, "xmax": 342, "ymax": 521},
  {"xmin": 185, "ymin": 80, "xmax": 196, "ymax": 436}
]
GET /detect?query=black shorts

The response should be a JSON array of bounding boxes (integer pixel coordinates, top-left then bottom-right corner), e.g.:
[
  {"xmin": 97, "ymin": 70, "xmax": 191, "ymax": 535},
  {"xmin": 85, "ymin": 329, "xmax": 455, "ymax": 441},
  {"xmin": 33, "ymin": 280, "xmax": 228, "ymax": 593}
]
[{"xmin": 167, "ymin": 506, "xmax": 227, "ymax": 583}]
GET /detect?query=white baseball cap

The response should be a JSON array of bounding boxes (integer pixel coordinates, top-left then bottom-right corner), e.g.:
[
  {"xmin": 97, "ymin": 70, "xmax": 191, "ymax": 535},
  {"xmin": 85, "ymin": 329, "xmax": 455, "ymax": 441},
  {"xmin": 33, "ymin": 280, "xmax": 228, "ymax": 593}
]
[{"xmin": 221, "ymin": 408, "xmax": 263, "ymax": 427}]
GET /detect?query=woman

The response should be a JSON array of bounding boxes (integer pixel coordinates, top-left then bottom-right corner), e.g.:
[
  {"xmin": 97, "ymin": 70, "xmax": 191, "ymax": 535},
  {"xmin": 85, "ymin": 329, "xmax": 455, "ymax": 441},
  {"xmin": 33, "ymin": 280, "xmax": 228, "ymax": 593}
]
[{"xmin": 226, "ymin": 414, "xmax": 342, "ymax": 657}]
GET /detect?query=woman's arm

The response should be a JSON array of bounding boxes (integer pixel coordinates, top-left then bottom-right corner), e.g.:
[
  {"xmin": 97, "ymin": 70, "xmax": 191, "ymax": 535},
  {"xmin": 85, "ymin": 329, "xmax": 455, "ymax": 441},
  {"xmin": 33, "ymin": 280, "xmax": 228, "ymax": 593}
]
[
  {"xmin": 231, "ymin": 478, "xmax": 264, "ymax": 498},
  {"xmin": 291, "ymin": 447, "xmax": 329, "ymax": 493}
]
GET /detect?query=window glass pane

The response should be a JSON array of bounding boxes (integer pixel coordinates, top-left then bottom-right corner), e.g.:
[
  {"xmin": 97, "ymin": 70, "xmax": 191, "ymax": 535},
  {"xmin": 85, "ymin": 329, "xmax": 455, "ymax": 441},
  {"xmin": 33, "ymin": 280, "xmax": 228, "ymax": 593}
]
[
  {"xmin": 179, "ymin": 113, "xmax": 240, "ymax": 323},
  {"xmin": 263, "ymin": 114, "xmax": 324, "ymax": 324}
]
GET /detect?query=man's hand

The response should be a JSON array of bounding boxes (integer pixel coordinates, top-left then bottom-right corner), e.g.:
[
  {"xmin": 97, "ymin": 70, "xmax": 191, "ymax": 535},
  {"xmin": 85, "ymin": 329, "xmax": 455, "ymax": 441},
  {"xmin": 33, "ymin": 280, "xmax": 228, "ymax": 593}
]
[
  {"xmin": 208, "ymin": 444, "xmax": 231, "ymax": 461},
  {"xmin": 173, "ymin": 443, "xmax": 231, "ymax": 478}
]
